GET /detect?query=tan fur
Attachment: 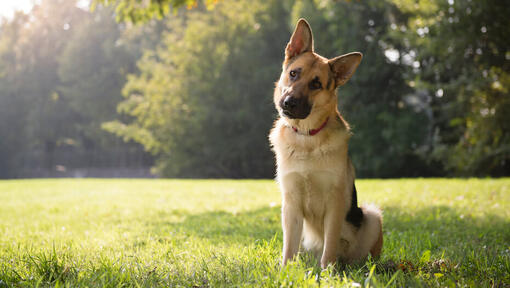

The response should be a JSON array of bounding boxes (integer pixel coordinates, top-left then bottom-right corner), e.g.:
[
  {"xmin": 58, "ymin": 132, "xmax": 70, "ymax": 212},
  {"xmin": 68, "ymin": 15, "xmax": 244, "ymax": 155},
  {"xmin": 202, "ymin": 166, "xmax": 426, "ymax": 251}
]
[{"xmin": 269, "ymin": 19, "xmax": 383, "ymax": 268}]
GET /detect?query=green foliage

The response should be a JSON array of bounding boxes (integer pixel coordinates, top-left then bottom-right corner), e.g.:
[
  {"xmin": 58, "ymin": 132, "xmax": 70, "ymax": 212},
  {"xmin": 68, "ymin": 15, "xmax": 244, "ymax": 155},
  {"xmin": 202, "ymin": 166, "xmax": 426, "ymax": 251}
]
[
  {"xmin": 91, "ymin": 0, "xmax": 218, "ymax": 23},
  {"xmin": 0, "ymin": 0, "xmax": 86, "ymax": 176},
  {"xmin": 0, "ymin": 0, "xmax": 152, "ymax": 177},
  {"xmin": 56, "ymin": 6, "xmax": 150, "ymax": 167},
  {"xmin": 0, "ymin": 0, "xmax": 508, "ymax": 178},
  {"xmin": 0, "ymin": 179, "xmax": 508, "ymax": 286},
  {"xmin": 0, "ymin": 14, "xmax": 29, "ymax": 177},
  {"xmin": 390, "ymin": 0, "xmax": 510, "ymax": 176},
  {"xmin": 290, "ymin": 0, "xmax": 430, "ymax": 177},
  {"xmin": 108, "ymin": 0, "xmax": 433, "ymax": 177},
  {"xmin": 106, "ymin": 0, "xmax": 288, "ymax": 177}
]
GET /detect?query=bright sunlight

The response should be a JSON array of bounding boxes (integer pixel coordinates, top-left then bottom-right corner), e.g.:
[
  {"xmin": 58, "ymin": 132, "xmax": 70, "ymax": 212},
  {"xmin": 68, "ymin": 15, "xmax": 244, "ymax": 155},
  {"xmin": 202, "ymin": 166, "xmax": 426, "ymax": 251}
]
[{"xmin": 0, "ymin": 0, "xmax": 36, "ymax": 19}]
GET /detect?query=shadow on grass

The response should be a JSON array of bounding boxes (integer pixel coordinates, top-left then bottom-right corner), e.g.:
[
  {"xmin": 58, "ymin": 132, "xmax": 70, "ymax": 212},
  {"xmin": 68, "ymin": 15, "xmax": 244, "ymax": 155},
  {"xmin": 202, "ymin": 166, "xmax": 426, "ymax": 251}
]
[
  {"xmin": 145, "ymin": 206, "xmax": 283, "ymax": 245},
  {"xmin": 137, "ymin": 204, "xmax": 509, "ymax": 285},
  {"xmin": 383, "ymin": 205, "xmax": 509, "ymax": 251},
  {"xmin": 143, "ymin": 204, "xmax": 509, "ymax": 252},
  {"xmin": 6, "ymin": 205, "xmax": 508, "ymax": 287}
]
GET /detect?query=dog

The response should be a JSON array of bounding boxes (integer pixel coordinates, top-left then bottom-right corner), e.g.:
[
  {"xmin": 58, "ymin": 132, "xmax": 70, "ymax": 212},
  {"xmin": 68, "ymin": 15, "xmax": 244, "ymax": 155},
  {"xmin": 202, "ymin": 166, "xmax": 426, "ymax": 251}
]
[{"xmin": 269, "ymin": 19, "xmax": 383, "ymax": 268}]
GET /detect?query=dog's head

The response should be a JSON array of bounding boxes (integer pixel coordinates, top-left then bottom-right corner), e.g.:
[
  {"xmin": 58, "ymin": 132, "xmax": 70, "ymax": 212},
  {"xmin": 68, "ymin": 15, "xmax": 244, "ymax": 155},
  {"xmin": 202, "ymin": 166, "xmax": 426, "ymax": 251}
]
[{"xmin": 274, "ymin": 19, "xmax": 362, "ymax": 120}]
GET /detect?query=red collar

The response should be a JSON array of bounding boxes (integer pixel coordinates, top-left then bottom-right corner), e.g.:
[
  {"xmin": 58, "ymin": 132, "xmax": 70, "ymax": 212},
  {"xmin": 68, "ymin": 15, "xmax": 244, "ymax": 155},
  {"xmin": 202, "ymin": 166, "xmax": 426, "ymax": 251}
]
[{"xmin": 292, "ymin": 117, "xmax": 329, "ymax": 136}]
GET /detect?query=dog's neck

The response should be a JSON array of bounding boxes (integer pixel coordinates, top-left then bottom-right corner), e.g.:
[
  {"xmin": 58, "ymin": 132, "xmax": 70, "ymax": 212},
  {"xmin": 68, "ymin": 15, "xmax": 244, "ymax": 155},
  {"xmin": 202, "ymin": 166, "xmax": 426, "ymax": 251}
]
[
  {"xmin": 291, "ymin": 117, "xmax": 329, "ymax": 136},
  {"xmin": 283, "ymin": 109, "xmax": 346, "ymax": 136}
]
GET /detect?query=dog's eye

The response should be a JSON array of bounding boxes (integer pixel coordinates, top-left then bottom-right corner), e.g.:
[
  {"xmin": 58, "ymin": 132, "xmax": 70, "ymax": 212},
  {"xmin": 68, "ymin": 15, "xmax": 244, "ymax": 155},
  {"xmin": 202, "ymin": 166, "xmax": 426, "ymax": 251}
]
[
  {"xmin": 309, "ymin": 78, "xmax": 322, "ymax": 90},
  {"xmin": 289, "ymin": 70, "xmax": 297, "ymax": 79}
]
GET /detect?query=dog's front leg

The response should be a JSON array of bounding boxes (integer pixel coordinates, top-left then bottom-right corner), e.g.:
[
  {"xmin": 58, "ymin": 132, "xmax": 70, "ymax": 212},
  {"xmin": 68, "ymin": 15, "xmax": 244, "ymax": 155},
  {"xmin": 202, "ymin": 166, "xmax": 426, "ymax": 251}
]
[
  {"xmin": 282, "ymin": 203, "xmax": 303, "ymax": 266},
  {"xmin": 321, "ymin": 203, "xmax": 343, "ymax": 268}
]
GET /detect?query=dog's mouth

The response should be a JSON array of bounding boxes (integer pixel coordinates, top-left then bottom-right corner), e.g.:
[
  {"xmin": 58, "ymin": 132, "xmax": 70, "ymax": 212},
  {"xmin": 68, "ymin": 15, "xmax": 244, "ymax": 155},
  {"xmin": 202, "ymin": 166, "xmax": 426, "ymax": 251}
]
[
  {"xmin": 282, "ymin": 110, "xmax": 294, "ymax": 117},
  {"xmin": 281, "ymin": 108, "xmax": 311, "ymax": 119}
]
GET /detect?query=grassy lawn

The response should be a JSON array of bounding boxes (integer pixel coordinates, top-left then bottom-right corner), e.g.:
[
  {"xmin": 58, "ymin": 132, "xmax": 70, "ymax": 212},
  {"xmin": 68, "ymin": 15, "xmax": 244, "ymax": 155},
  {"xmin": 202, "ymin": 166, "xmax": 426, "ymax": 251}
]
[{"xmin": 0, "ymin": 179, "xmax": 508, "ymax": 287}]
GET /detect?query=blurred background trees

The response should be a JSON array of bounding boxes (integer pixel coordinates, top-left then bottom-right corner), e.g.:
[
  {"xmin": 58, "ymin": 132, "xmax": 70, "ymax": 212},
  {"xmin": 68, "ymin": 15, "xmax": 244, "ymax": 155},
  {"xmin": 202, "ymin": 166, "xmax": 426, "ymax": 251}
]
[
  {"xmin": 0, "ymin": 0, "xmax": 508, "ymax": 178},
  {"xmin": 0, "ymin": 0, "xmax": 153, "ymax": 177}
]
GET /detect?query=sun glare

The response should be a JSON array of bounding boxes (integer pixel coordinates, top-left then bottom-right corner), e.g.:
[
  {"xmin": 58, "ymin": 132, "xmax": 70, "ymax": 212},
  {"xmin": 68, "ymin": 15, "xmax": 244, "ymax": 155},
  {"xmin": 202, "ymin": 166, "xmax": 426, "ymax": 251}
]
[
  {"xmin": 0, "ymin": 0, "xmax": 38, "ymax": 19},
  {"xmin": 0, "ymin": 0, "xmax": 90, "ymax": 20}
]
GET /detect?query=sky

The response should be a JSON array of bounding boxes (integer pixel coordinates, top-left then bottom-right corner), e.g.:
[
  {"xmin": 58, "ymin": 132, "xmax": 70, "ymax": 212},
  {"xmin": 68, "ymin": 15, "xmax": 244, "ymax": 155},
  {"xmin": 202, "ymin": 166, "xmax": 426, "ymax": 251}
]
[{"xmin": 0, "ymin": 0, "xmax": 38, "ymax": 19}]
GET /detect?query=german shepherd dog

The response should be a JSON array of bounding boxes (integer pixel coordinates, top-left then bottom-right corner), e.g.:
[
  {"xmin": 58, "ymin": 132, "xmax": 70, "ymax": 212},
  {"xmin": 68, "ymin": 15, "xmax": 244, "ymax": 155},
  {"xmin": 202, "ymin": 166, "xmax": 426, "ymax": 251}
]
[{"xmin": 269, "ymin": 19, "xmax": 383, "ymax": 268}]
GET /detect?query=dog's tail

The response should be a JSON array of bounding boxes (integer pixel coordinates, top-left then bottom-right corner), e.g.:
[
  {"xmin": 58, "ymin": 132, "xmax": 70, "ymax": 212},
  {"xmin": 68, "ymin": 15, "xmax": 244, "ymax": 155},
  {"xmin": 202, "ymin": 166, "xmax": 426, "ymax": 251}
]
[
  {"xmin": 344, "ymin": 182, "xmax": 383, "ymax": 261},
  {"xmin": 344, "ymin": 203, "xmax": 383, "ymax": 261}
]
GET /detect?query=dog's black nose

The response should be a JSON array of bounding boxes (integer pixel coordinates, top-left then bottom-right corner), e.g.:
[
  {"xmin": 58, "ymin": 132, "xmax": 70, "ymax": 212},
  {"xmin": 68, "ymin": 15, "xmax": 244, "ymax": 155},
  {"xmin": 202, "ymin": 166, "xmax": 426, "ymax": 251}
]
[{"xmin": 283, "ymin": 96, "xmax": 297, "ymax": 109}]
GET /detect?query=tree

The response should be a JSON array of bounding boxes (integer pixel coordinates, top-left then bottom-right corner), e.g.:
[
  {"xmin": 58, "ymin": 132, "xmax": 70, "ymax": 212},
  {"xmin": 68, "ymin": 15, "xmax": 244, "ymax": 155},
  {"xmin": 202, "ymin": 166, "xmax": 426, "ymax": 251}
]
[
  {"xmin": 0, "ymin": 0, "xmax": 153, "ymax": 178},
  {"xmin": 392, "ymin": 0, "xmax": 510, "ymax": 176},
  {"xmin": 105, "ymin": 0, "xmax": 432, "ymax": 178},
  {"xmin": 92, "ymin": 0, "xmax": 218, "ymax": 23},
  {"xmin": 0, "ymin": 0, "xmax": 87, "ymax": 176},
  {"xmin": 57, "ymin": 6, "xmax": 152, "ymax": 169},
  {"xmin": 2, "ymin": 0, "xmax": 507, "ymax": 178},
  {"xmin": 104, "ymin": 0, "xmax": 289, "ymax": 177},
  {"xmin": 0, "ymin": 13, "xmax": 30, "ymax": 177},
  {"xmin": 289, "ymin": 0, "xmax": 430, "ymax": 177}
]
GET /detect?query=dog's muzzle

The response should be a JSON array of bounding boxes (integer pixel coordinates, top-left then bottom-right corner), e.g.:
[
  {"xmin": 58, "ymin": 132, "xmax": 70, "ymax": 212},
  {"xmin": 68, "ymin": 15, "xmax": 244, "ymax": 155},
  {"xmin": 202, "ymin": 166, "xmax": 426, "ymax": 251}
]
[{"xmin": 280, "ymin": 95, "xmax": 311, "ymax": 119}]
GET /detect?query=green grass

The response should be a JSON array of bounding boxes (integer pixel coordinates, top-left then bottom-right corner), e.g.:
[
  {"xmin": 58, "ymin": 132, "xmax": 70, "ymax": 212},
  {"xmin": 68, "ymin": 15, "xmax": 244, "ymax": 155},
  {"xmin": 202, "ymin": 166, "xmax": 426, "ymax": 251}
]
[{"xmin": 0, "ymin": 179, "xmax": 508, "ymax": 287}]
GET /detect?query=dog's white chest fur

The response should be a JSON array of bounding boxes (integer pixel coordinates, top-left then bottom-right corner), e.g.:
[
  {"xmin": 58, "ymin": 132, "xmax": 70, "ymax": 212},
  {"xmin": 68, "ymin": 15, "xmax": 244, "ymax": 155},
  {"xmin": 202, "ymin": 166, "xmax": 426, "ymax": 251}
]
[
  {"xmin": 271, "ymin": 120, "xmax": 354, "ymax": 251},
  {"xmin": 277, "ymin": 146, "xmax": 349, "ymax": 219},
  {"xmin": 280, "ymin": 170, "xmax": 338, "ymax": 228}
]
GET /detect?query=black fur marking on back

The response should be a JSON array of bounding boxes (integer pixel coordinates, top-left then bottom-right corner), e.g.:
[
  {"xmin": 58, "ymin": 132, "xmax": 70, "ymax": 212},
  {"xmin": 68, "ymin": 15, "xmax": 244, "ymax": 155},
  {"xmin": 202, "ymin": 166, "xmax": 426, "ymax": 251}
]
[{"xmin": 346, "ymin": 183, "xmax": 363, "ymax": 228}]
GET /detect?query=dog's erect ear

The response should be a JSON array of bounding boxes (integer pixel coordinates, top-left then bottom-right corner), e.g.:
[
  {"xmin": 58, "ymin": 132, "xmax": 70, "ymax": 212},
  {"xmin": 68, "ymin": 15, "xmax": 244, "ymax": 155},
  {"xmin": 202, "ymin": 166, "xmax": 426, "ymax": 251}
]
[
  {"xmin": 328, "ymin": 52, "xmax": 363, "ymax": 87},
  {"xmin": 285, "ymin": 19, "xmax": 313, "ymax": 60}
]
